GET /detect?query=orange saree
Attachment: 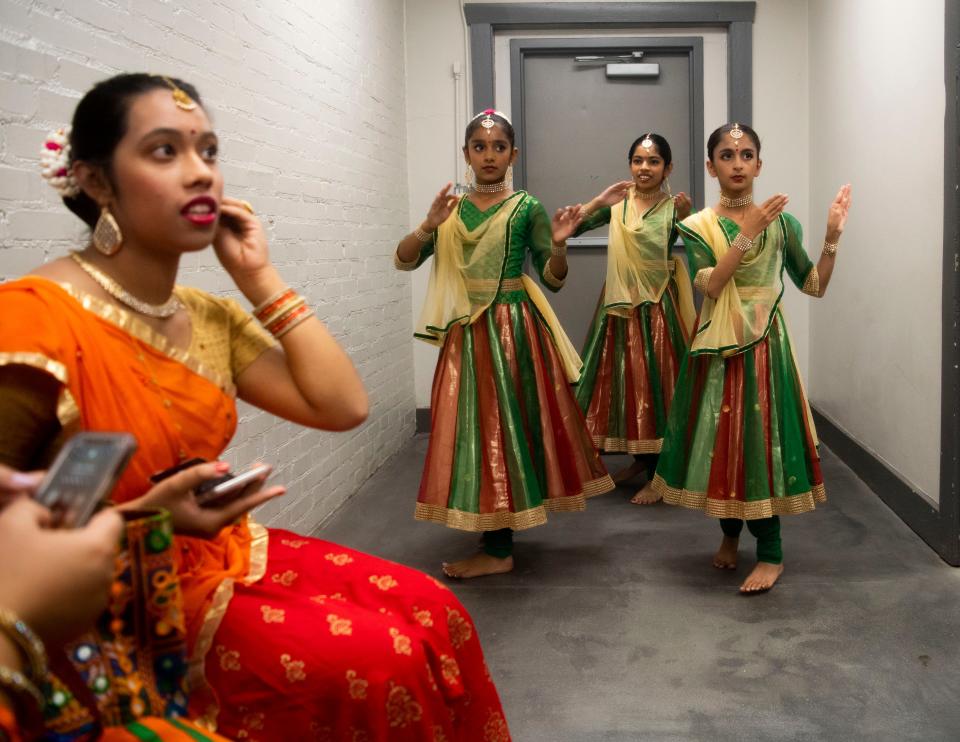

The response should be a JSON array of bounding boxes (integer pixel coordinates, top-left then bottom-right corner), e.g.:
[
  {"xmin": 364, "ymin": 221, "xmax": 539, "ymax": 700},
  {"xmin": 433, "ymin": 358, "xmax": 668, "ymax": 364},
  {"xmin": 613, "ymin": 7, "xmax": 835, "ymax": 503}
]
[{"xmin": 0, "ymin": 277, "xmax": 509, "ymax": 741}]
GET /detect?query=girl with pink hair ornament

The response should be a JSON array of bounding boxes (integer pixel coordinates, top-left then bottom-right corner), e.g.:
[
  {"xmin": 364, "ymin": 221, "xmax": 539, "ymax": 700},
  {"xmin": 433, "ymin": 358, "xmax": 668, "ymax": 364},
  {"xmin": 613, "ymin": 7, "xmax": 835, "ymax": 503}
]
[{"xmin": 395, "ymin": 109, "xmax": 614, "ymax": 579}]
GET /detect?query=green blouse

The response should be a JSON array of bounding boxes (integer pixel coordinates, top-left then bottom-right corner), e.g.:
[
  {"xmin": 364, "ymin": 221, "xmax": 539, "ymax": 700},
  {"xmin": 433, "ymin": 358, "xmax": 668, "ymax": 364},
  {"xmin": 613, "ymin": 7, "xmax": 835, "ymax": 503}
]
[
  {"xmin": 574, "ymin": 199, "xmax": 680, "ymax": 249},
  {"xmin": 680, "ymin": 212, "xmax": 817, "ymax": 296},
  {"xmin": 398, "ymin": 192, "xmax": 563, "ymax": 291}
]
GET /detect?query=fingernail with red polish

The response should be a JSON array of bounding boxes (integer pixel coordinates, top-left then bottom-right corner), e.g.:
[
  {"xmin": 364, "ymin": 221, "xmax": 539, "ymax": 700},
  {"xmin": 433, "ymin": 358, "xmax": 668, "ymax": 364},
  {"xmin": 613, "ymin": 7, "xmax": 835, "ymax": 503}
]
[{"xmin": 215, "ymin": 462, "xmax": 231, "ymax": 472}]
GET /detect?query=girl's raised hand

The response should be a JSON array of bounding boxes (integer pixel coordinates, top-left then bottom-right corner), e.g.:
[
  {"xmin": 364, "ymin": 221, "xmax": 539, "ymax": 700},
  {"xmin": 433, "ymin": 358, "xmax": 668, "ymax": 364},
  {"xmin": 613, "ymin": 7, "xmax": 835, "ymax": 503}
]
[
  {"xmin": 741, "ymin": 193, "xmax": 789, "ymax": 239},
  {"xmin": 595, "ymin": 180, "xmax": 634, "ymax": 207},
  {"xmin": 552, "ymin": 204, "xmax": 584, "ymax": 244},
  {"xmin": 424, "ymin": 182, "xmax": 460, "ymax": 230},
  {"xmin": 673, "ymin": 192, "xmax": 692, "ymax": 220},
  {"xmin": 214, "ymin": 196, "xmax": 272, "ymax": 284},
  {"xmin": 826, "ymin": 184, "xmax": 852, "ymax": 239}
]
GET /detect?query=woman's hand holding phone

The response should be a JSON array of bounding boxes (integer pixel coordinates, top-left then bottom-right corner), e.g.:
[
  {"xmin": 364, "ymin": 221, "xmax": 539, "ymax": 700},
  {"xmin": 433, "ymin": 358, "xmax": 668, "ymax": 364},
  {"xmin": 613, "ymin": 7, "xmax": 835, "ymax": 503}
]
[
  {"xmin": 125, "ymin": 460, "xmax": 285, "ymax": 538},
  {"xmin": 0, "ymin": 479, "xmax": 122, "ymax": 646}
]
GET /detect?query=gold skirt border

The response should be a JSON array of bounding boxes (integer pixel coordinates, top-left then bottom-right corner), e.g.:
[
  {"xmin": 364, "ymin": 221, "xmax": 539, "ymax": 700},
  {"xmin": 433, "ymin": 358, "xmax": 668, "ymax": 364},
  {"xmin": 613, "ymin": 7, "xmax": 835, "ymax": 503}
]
[
  {"xmin": 651, "ymin": 473, "xmax": 826, "ymax": 519},
  {"xmin": 415, "ymin": 474, "xmax": 615, "ymax": 532},
  {"xmin": 592, "ymin": 435, "xmax": 663, "ymax": 455}
]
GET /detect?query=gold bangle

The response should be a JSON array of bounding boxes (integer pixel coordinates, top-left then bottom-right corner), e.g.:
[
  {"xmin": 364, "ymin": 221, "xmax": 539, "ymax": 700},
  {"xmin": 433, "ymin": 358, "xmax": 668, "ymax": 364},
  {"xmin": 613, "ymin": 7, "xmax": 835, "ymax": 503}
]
[
  {"xmin": 551, "ymin": 241, "xmax": 567, "ymax": 259},
  {"xmin": 253, "ymin": 288, "xmax": 295, "ymax": 318},
  {"xmin": 822, "ymin": 239, "xmax": 839, "ymax": 256},
  {"xmin": 259, "ymin": 296, "xmax": 307, "ymax": 330},
  {"xmin": 272, "ymin": 306, "xmax": 315, "ymax": 338},
  {"xmin": 731, "ymin": 232, "xmax": 753, "ymax": 253},
  {"xmin": 0, "ymin": 610, "xmax": 46, "ymax": 685},
  {"xmin": 577, "ymin": 205, "xmax": 591, "ymax": 220},
  {"xmin": 0, "ymin": 664, "xmax": 44, "ymax": 716},
  {"xmin": 413, "ymin": 226, "xmax": 434, "ymax": 243}
]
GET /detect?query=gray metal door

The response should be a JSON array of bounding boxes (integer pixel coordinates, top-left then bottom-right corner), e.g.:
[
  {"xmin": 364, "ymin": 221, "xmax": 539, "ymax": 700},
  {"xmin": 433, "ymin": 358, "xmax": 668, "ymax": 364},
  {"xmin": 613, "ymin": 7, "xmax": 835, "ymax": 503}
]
[{"xmin": 511, "ymin": 37, "xmax": 703, "ymax": 350}]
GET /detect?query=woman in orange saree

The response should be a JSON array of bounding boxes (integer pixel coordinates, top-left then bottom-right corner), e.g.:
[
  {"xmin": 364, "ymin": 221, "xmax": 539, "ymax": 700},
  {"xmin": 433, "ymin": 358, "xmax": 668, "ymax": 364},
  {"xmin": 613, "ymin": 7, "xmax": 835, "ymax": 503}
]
[{"xmin": 0, "ymin": 73, "xmax": 508, "ymax": 740}]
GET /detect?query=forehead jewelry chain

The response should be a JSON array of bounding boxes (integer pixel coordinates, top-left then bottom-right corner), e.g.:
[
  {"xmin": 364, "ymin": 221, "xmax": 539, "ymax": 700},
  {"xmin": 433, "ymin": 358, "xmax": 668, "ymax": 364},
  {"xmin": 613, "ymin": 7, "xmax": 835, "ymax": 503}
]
[
  {"xmin": 158, "ymin": 75, "xmax": 197, "ymax": 111},
  {"xmin": 730, "ymin": 122, "xmax": 744, "ymax": 151}
]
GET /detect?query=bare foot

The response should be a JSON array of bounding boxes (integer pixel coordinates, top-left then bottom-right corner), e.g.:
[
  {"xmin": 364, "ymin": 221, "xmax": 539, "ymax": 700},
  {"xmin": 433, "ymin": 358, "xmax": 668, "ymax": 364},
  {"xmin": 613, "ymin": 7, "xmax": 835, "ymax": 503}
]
[
  {"xmin": 442, "ymin": 553, "xmax": 514, "ymax": 579},
  {"xmin": 712, "ymin": 536, "xmax": 739, "ymax": 569},
  {"xmin": 739, "ymin": 562, "xmax": 784, "ymax": 594},
  {"xmin": 612, "ymin": 459, "xmax": 646, "ymax": 484},
  {"xmin": 629, "ymin": 482, "xmax": 661, "ymax": 505}
]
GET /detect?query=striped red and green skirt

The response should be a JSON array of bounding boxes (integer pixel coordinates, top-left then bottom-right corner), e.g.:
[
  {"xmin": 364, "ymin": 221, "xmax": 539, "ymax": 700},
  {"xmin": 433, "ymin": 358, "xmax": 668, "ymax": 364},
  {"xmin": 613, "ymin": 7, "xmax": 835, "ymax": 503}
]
[
  {"xmin": 574, "ymin": 281, "xmax": 690, "ymax": 454},
  {"xmin": 416, "ymin": 291, "xmax": 614, "ymax": 532},
  {"xmin": 651, "ymin": 311, "xmax": 825, "ymax": 519}
]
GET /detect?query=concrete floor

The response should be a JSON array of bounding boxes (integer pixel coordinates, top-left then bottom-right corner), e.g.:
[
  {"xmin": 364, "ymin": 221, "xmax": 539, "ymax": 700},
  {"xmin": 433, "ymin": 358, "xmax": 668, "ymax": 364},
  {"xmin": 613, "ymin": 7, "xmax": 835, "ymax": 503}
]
[{"xmin": 319, "ymin": 435, "xmax": 960, "ymax": 741}]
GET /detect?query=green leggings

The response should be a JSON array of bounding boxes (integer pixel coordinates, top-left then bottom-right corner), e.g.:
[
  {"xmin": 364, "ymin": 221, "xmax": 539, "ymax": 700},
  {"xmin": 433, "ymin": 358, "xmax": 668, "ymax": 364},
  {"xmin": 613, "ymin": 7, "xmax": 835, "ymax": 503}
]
[
  {"xmin": 482, "ymin": 528, "xmax": 513, "ymax": 558},
  {"xmin": 720, "ymin": 516, "xmax": 782, "ymax": 564}
]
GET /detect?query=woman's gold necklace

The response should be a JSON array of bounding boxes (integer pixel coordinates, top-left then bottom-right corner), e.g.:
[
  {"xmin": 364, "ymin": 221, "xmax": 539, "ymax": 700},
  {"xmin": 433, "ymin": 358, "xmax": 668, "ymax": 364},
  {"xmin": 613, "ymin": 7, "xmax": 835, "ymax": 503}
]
[{"xmin": 70, "ymin": 252, "xmax": 182, "ymax": 318}]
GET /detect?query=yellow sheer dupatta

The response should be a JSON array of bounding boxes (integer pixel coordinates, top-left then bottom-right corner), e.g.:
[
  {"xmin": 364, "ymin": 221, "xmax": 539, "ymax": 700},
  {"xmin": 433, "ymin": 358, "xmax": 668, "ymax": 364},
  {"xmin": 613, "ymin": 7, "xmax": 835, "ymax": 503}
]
[
  {"xmin": 414, "ymin": 193, "xmax": 521, "ymax": 345},
  {"xmin": 605, "ymin": 193, "xmax": 695, "ymax": 334},
  {"xmin": 683, "ymin": 207, "xmax": 785, "ymax": 357},
  {"xmin": 414, "ymin": 191, "xmax": 583, "ymax": 382}
]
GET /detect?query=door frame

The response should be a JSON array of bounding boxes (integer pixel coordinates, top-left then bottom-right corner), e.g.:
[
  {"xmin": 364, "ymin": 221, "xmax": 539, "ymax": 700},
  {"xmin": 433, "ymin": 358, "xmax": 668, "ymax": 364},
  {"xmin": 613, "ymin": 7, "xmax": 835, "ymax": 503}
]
[
  {"xmin": 464, "ymin": 2, "xmax": 755, "ymax": 122},
  {"xmin": 508, "ymin": 36, "xmax": 705, "ymax": 209}
]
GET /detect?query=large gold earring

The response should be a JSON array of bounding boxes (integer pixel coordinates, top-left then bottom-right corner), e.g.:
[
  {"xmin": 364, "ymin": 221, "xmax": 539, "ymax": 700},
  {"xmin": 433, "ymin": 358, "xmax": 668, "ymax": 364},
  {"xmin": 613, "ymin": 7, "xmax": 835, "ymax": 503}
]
[
  {"xmin": 92, "ymin": 207, "xmax": 123, "ymax": 256},
  {"xmin": 505, "ymin": 164, "xmax": 514, "ymax": 190},
  {"xmin": 662, "ymin": 177, "xmax": 672, "ymax": 197},
  {"xmin": 465, "ymin": 163, "xmax": 476, "ymax": 190}
]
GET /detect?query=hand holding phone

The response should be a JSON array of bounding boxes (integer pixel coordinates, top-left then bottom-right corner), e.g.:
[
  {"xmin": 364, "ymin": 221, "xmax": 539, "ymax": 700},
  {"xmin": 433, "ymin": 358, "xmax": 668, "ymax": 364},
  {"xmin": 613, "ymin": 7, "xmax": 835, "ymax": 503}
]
[
  {"xmin": 34, "ymin": 432, "xmax": 137, "ymax": 528},
  {"xmin": 194, "ymin": 464, "xmax": 273, "ymax": 507},
  {"xmin": 134, "ymin": 459, "xmax": 285, "ymax": 538}
]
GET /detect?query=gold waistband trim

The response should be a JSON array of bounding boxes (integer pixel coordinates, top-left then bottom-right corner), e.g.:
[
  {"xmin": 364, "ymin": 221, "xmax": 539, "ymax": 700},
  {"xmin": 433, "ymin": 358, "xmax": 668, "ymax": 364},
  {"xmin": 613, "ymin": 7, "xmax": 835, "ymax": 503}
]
[{"xmin": 497, "ymin": 278, "xmax": 525, "ymax": 292}]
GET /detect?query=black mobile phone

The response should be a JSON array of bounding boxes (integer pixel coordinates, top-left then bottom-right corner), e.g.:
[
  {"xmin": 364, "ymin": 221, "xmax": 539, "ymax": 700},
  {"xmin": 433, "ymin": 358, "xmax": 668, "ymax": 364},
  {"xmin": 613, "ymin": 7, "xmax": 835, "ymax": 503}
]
[
  {"xmin": 149, "ymin": 457, "xmax": 207, "ymax": 484},
  {"xmin": 35, "ymin": 432, "xmax": 137, "ymax": 528}
]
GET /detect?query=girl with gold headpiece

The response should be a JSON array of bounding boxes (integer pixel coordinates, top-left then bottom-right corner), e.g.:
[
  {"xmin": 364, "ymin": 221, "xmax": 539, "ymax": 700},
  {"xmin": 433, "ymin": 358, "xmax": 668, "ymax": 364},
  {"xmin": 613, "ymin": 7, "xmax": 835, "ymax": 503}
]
[
  {"xmin": 651, "ymin": 122, "xmax": 852, "ymax": 593},
  {"xmin": 568, "ymin": 133, "xmax": 697, "ymax": 505},
  {"xmin": 395, "ymin": 109, "xmax": 614, "ymax": 579},
  {"xmin": 0, "ymin": 74, "xmax": 509, "ymax": 740}
]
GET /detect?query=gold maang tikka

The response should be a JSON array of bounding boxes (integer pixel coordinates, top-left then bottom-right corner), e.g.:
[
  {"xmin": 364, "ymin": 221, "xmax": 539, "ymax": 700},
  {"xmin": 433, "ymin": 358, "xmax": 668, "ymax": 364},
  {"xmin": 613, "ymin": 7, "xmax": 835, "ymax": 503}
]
[
  {"xmin": 730, "ymin": 122, "xmax": 744, "ymax": 150},
  {"xmin": 640, "ymin": 133, "xmax": 655, "ymax": 151},
  {"xmin": 159, "ymin": 75, "xmax": 197, "ymax": 111},
  {"xmin": 480, "ymin": 112, "xmax": 496, "ymax": 137}
]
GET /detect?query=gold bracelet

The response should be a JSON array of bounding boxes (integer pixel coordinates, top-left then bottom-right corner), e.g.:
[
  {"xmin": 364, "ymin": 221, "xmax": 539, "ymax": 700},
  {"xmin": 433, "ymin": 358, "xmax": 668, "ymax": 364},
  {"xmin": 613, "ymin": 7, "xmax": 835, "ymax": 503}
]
[
  {"xmin": 253, "ymin": 288, "xmax": 295, "ymax": 319},
  {"xmin": 272, "ymin": 306, "xmax": 315, "ymax": 338},
  {"xmin": 731, "ymin": 232, "xmax": 753, "ymax": 254},
  {"xmin": 551, "ymin": 241, "xmax": 567, "ymax": 259},
  {"xmin": 0, "ymin": 664, "xmax": 44, "ymax": 715},
  {"xmin": 259, "ymin": 296, "xmax": 307, "ymax": 330},
  {"xmin": 822, "ymin": 239, "xmax": 839, "ymax": 256},
  {"xmin": 577, "ymin": 205, "xmax": 592, "ymax": 220},
  {"xmin": 413, "ymin": 226, "xmax": 434, "ymax": 243},
  {"xmin": 0, "ymin": 610, "xmax": 46, "ymax": 685}
]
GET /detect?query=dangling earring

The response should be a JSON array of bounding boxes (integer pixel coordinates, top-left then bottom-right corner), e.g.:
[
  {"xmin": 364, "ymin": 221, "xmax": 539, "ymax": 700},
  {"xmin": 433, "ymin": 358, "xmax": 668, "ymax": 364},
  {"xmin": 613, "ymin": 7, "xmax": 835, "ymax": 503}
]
[
  {"xmin": 93, "ymin": 206, "xmax": 123, "ymax": 256},
  {"xmin": 465, "ymin": 163, "xmax": 476, "ymax": 190},
  {"xmin": 662, "ymin": 177, "xmax": 672, "ymax": 197},
  {"xmin": 505, "ymin": 164, "xmax": 514, "ymax": 190}
]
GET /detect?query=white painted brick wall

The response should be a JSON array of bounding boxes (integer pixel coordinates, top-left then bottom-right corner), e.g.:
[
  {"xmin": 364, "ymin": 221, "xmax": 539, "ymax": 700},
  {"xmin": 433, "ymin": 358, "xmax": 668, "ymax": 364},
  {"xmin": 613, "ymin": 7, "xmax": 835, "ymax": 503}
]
[{"xmin": 0, "ymin": 0, "xmax": 416, "ymax": 532}]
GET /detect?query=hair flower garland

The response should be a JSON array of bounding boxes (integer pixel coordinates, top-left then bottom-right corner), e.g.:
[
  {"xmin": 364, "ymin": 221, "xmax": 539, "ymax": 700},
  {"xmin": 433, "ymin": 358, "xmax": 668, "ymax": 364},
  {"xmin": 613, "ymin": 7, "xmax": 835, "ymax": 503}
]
[{"xmin": 40, "ymin": 127, "xmax": 81, "ymax": 198}]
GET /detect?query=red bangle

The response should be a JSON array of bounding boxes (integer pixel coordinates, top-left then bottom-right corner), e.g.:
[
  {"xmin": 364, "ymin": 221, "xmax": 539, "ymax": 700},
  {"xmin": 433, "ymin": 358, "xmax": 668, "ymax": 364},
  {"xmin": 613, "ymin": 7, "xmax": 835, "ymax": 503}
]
[
  {"xmin": 254, "ymin": 288, "xmax": 296, "ymax": 323},
  {"xmin": 268, "ymin": 304, "xmax": 313, "ymax": 338}
]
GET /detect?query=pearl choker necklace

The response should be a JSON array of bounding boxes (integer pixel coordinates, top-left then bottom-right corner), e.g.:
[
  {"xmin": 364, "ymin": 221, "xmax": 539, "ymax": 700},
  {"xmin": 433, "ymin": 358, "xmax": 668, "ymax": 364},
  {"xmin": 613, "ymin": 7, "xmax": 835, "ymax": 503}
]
[
  {"xmin": 70, "ymin": 252, "xmax": 182, "ymax": 318},
  {"xmin": 719, "ymin": 191, "xmax": 753, "ymax": 208},
  {"xmin": 472, "ymin": 180, "xmax": 507, "ymax": 193}
]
